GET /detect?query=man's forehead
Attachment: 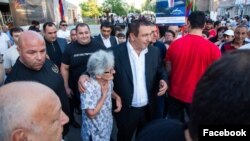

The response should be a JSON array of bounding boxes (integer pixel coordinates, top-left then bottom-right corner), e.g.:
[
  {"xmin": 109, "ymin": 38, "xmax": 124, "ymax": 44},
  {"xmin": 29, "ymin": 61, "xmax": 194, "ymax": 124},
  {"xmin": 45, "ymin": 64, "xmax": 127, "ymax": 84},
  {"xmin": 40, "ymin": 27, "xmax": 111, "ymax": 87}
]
[
  {"xmin": 22, "ymin": 39, "xmax": 45, "ymax": 48},
  {"xmin": 235, "ymin": 27, "xmax": 248, "ymax": 32},
  {"xmin": 13, "ymin": 32, "xmax": 22, "ymax": 35},
  {"xmin": 139, "ymin": 25, "xmax": 151, "ymax": 33},
  {"xmin": 77, "ymin": 26, "xmax": 90, "ymax": 32},
  {"xmin": 45, "ymin": 26, "xmax": 56, "ymax": 32}
]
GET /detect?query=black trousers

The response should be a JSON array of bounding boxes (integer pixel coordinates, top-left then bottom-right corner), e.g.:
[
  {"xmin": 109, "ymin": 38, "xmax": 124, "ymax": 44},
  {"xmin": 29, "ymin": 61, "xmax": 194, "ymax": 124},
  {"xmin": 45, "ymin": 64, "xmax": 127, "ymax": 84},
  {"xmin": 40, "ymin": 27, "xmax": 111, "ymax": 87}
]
[
  {"xmin": 116, "ymin": 106, "xmax": 150, "ymax": 141},
  {"xmin": 166, "ymin": 95, "xmax": 190, "ymax": 122}
]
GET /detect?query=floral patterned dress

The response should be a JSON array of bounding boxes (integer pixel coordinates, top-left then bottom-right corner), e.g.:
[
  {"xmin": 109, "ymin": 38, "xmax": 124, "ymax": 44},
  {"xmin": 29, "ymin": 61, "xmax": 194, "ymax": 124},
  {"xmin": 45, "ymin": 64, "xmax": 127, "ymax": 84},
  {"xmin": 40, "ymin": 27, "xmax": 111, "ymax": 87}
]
[{"xmin": 81, "ymin": 78, "xmax": 113, "ymax": 141}]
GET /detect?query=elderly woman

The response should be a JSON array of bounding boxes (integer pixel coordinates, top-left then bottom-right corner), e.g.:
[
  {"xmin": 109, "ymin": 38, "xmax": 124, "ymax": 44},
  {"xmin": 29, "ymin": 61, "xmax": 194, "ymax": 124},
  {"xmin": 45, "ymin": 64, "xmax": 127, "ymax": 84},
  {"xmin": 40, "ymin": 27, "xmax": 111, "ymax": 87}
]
[{"xmin": 81, "ymin": 50, "xmax": 116, "ymax": 141}]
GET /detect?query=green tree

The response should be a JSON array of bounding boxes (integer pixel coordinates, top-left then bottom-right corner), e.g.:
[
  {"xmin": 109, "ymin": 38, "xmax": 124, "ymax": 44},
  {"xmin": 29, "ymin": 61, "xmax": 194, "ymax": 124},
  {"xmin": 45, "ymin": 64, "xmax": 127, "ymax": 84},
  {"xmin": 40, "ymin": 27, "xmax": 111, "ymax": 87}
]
[
  {"xmin": 142, "ymin": 0, "xmax": 154, "ymax": 11},
  {"xmin": 102, "ymin": 0, "xmax": 127, "ymax": 16},
  {"xmin": 80, "ymin": 0, "xmax": 101, "ymax": 18}
]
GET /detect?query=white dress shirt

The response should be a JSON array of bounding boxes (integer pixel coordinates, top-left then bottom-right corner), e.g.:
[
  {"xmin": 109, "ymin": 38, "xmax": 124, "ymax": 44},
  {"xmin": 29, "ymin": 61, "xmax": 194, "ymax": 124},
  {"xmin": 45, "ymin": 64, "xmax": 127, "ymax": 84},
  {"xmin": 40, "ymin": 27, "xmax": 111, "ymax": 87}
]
[
  {"xmin": 0, "ymin": 32, "xmax": 10, "ymax": 55},
  {"xmin": 127, "ymin": 41, "xmax": 148, "ymax": 107},
  {"xmin": 101, "ymin": 34, "xmax": 112, "ymax": 48}
]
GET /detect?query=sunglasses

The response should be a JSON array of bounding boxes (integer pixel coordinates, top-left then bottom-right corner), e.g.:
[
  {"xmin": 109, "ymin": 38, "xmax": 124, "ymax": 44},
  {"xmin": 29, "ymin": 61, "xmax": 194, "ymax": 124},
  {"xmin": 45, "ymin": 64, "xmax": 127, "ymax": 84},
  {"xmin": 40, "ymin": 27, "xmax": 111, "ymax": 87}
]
[{"xmin": 61, "ymin": 24, "xmax": 67, "ymax": 26}]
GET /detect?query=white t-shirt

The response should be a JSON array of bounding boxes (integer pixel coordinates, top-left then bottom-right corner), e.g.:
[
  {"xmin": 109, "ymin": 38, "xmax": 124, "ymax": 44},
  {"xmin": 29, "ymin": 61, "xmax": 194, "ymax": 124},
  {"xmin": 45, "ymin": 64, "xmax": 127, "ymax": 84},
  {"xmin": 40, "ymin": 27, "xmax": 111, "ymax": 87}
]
[
  {"xmin": 4, "ymin": 44, "xmax": 19, "ymax": 69},
  {"xmin": 0, "ymin": 33, "xmax": 10, "ymax": 55},
  {"xmin": 239, "ymin": 43, "xmax": 250, "ymax": 49},
  {"xmin": 57, "ymin": 29, "xmax": 70, "ymax": 41}
]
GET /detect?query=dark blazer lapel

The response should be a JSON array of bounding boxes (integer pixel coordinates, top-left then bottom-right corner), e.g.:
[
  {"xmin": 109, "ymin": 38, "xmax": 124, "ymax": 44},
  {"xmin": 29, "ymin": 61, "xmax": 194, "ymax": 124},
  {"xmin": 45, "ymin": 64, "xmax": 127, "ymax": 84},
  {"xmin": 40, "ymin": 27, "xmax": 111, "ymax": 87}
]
[
  {"xmin": 145, "ymin": 47, "xmax": 152, "ymax": 91},
  {"xmin": 119, "ymin": 43, "xmax": 133, "ymax": 84},
  {"xmin": 97, "ymin": 34, "xmax": 105, "ymax": 47}
]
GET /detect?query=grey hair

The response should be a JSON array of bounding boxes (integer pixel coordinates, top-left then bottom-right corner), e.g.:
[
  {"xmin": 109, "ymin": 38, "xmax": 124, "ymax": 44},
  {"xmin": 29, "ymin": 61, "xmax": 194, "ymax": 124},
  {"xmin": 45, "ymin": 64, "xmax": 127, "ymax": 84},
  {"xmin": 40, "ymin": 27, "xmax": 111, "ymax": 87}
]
[
  {"xmin": 87, "ymin": 50, "xmax": 114, "ymax": 77},
  {"xmin": 0, "ymin": 82, "xmax": 54, "ymax": 141},
  {"xmin": 0, "ymin": 101, "xmax": 40, "ymax": 141}
]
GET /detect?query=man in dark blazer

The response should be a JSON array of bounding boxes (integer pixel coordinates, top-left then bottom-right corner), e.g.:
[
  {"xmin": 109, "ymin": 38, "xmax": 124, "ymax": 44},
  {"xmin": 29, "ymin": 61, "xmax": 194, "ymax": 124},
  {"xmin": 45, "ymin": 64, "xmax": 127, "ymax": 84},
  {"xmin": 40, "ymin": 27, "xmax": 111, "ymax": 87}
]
[
  {"xmin": 78, "ymin": 19, "xmax": 168, "ymax": 141},
  {"xmin": 93, "ymin": 21, "xmax": 118, "ymax": 48},
  {"xmin": 112, "ymin": 19, "xmax": 168, "ymax": 141},
  {"xmin": 43, "ymin": 22, "xmax": 80, "ymax": 128},
  {"xmin": 43, "ymin": 22, "xmax": 68, "ymax": 69}
]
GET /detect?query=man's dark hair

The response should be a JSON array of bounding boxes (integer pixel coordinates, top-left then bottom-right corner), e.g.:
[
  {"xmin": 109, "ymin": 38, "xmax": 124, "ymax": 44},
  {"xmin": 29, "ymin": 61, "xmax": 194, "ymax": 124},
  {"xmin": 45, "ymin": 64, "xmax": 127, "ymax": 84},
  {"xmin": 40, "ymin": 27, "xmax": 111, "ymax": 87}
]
[
  {"xmin": 31, "ymin": 20, "xmax": 40, "ymax": 26},
  {"xmin": 127, "ymin": 19, "xmax": 152, "ymax": 37},
  {"xmin": 188, "ymin": 11, "xmax": 206, "ymax": 29},
  {"xmin": 59, "ymin": 20, "xmax": 67, "ymax": 25},
  {"xmin": 70, "ymin": 28, "xmax": 76, "ymax": 33},
  {"xmin": 100, "ymin": 21, "xmax": 113, "ymax": 29},
  {"xmin": 189, "ymin": 50, "xmax": 250, "ymax": 141},
  {"xmin": 111, "ymin": 25, "xmax": 122, "ymax": 36},
  {"xmin": 10, "ymin": 27, "xmax": 23, "ymax": 36},
  {"xmin": 43, "ymin": 22, "xmax": 56, "ymax": 31},
  {"xmin": 202, "ymin": 30, "xmax": 209, "ymax": 38},
  {"xmin": 206, "ymin": 19, "xmax": 214, "ymax": 24},
  {"xmin": 75, "ymin": 23, "xmax": 90, "ymax": 32},
  {"xmin": 217, "ymin": 26, "xmax": 228, "ymax": 33},
  {"xmin": 117, "ymin": 32, "xmax": 125, "ymax": 38},
  {"xmin": 165, "ymin": 30, "xmax": 175, "ymax": 38},
  {"xmin": 214, "ymin": 21, "xmax": 221, "ymax": 28}
]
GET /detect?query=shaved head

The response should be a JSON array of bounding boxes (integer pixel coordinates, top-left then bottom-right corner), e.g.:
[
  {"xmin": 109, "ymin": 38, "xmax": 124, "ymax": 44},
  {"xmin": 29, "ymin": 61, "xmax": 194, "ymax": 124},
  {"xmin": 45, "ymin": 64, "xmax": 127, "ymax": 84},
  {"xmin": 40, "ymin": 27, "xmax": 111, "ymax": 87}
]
[
  {"xmin": 0, "ymin": 82, "xmax": 67, "ymax": 141},
  {"xmin": 18, "ymin": 31, "xmax": 44, "ymax": 49},
  {"xmin": 17, "ymin": 31, "xmax": 46, "ymax": 70}
]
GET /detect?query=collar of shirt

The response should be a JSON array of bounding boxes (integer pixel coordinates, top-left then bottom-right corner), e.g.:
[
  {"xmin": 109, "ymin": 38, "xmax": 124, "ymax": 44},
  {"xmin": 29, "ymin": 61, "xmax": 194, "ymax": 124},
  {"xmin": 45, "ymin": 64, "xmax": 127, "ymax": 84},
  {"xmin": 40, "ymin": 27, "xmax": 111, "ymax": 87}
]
[
  {"xmin": 11, "ymin": 44, "xmax": 17, "ymax": 49},
  {"xmin": 101, "ymin": 34, "xmax": 110, "ymax": 40},
  {"xmin": 127, "ymin": 41, "xmax": 148, "ymax": 57}
]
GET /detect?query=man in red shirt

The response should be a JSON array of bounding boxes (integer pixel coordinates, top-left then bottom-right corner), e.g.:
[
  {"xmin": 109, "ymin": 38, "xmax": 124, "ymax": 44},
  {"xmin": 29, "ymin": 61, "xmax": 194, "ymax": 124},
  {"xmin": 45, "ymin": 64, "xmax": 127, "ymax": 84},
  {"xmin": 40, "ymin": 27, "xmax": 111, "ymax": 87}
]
[{"xmin": 165, "ymin": 11, "xmax": 221, "ymax": 122}]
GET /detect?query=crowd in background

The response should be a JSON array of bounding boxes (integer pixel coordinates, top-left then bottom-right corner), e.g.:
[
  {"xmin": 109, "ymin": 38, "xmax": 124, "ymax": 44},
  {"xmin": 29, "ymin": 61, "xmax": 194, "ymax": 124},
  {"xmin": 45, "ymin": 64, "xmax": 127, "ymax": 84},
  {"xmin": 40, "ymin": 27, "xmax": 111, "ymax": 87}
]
[{"xmin": 0, "ymin": 10, "xmax": 250, "ymax": 141}]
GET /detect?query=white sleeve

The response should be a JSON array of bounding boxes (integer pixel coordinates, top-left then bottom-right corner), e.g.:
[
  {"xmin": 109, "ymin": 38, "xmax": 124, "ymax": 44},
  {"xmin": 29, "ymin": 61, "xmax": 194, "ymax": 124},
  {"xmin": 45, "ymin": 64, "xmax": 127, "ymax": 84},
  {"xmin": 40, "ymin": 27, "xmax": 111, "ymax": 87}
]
[{"xmin": 3, "ymin": 50, "xmax": 11, "ymax": 69}]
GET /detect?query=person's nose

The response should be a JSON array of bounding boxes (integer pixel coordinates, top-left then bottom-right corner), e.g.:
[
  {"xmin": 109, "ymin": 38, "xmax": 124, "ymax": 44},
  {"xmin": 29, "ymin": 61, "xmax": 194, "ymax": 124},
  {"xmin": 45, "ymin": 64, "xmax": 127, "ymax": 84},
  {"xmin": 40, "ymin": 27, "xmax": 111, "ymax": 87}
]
[
  {"xmin": 60, "ymin": 111, "xmax": 69, "ymax": 126},
  {"xmin": 36, "ymin": 53, "xmax": 42, "ymax": 60},
  {"xmin": 112, "ymin": 69, "xmax": 116, "ymax": 74}
]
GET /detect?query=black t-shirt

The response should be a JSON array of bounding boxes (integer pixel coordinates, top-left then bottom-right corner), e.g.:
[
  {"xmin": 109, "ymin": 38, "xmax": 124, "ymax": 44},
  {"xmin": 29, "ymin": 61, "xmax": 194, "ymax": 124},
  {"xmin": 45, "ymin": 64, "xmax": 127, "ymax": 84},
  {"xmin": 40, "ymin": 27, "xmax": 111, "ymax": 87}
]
[
  {"xmin": 5, "ymin": 59, "xmax": 70, "ymax": 116},
  {"xmin": 61, "ymin": 40, "xmax": 106, "ymax": 94}
]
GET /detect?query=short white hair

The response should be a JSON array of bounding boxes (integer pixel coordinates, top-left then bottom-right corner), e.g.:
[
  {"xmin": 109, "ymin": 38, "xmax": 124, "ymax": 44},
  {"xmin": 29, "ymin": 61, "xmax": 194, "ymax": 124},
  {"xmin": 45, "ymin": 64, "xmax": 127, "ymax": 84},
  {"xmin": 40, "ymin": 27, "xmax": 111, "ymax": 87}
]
[
  {"xmin": 0, "ymin": 82, "xmax": 56, "ymax": 141},
  {"xmin": 87, "ymin": 50, "xmax": 114, "ymax": 77}
]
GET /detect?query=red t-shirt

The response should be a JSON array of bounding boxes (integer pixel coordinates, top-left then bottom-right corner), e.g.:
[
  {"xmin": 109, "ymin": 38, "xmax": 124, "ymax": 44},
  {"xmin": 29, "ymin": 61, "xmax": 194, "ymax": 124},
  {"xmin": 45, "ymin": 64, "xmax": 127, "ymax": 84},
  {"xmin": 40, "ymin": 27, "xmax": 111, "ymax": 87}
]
[
  {"xmin": 166, "ymin": 34, "xmax": 221, "ymax": 103},
  {"xmin": 209, "ymin": 29, "xmax": 217, "ymax": 38}
]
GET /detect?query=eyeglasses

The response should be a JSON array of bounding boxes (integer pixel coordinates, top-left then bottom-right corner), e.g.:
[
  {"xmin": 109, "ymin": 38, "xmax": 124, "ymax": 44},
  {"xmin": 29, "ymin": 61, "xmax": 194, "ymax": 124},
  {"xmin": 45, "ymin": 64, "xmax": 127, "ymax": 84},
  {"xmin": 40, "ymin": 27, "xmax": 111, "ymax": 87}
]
[
  {"xmin": 104, "ymin": 68, "xmax": 115, "ymax": 74},
  {"xmin": 61, "ymin": 24, "xmax": 67, "ymax": 27}
]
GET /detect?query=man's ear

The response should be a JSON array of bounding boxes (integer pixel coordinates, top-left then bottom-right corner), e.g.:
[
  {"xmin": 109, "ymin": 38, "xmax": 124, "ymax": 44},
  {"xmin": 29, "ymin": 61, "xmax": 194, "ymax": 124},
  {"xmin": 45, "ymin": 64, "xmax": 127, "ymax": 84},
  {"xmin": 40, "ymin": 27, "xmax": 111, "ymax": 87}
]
[
  {"xmin": 129, "ymin": 33, "xmax": 136, "ymax": 42},
  {"xmin": 11, "ymin": 129, "xmax": 28, "ymax": 141}
]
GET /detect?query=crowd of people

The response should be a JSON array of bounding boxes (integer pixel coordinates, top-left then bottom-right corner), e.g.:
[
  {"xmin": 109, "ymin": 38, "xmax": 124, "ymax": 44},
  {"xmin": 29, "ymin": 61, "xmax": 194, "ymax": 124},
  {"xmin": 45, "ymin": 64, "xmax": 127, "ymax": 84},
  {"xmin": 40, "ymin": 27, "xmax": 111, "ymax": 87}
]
[{"xmin": 0, "ymin": 10, "xmax": 250, "ymax": 141}]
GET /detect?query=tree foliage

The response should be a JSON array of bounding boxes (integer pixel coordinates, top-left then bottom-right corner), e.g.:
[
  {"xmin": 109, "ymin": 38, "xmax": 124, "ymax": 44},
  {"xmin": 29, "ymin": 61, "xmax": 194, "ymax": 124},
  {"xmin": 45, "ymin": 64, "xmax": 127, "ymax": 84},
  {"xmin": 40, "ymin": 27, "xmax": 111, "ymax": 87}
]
[
  {"xmin": 80, "ymin": 0, "xmax": 101, "ymax": 18},
  {"xmin": 102, "ymin": 0, "xmax": 127, "ymax": 16},
  {"xmin": 142, "ymin": 0, "xmax": 156, "ymax": 12}
]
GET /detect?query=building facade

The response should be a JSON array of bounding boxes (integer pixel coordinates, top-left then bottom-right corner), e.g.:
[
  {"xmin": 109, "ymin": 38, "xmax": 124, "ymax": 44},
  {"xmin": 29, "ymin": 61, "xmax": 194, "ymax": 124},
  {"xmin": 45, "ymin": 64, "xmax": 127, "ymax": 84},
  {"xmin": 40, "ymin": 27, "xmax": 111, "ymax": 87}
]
[{"xmin": 0, "ymin": 0, "xmax": 78, "ymax": 26}]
